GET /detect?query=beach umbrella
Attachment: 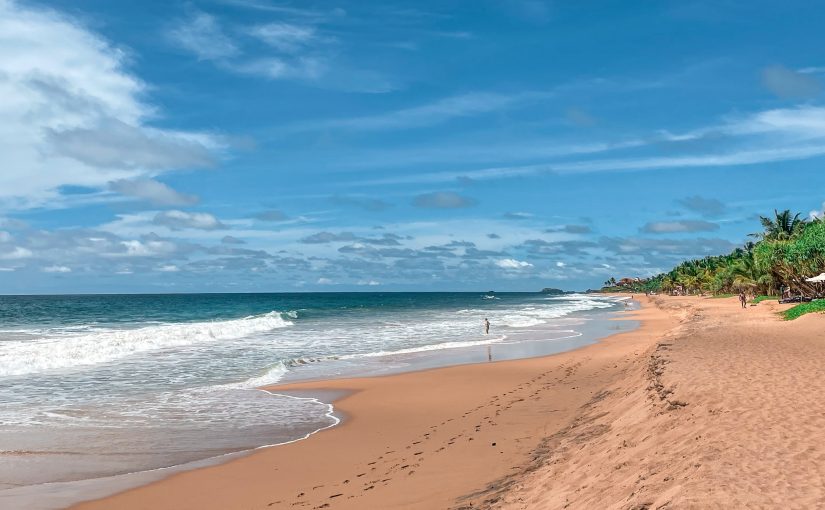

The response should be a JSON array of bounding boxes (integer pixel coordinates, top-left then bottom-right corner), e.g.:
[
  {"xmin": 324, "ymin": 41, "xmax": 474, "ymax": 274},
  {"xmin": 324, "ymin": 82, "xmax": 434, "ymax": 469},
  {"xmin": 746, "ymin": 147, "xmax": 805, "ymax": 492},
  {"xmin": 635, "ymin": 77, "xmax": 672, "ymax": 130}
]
[{"xmin": 805, "ymin": 273, "xmax": 825, "ymax": 282}]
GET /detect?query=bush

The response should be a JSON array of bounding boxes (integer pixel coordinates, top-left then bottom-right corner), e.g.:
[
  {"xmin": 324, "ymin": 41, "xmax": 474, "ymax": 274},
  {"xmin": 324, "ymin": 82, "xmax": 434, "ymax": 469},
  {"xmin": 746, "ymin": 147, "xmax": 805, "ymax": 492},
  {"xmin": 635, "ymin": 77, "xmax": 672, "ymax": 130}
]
[
  {"xmin": 751, "ymin": 295, "xmax": 777, "ymax": 304},
  {"xmin": 782, "ymin": 300, "xmax": 825, "ymax": 320}
]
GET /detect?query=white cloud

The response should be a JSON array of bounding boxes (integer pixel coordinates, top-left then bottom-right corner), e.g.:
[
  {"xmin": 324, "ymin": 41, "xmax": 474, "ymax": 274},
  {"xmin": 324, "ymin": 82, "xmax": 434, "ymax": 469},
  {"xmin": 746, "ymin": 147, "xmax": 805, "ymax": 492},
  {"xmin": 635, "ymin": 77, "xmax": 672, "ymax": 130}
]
[
  {"xmin": 109, "ymin": 178, "xmax": 199, "ymax": 206},
  {"xmin": 556, "ymin": 261, "xmax": 566, "ymax": 267},
  {"xmin": 153, "ymin": 210, "xmax": 226, "ymax": 230},
  {"xmin": 118, "ymin": 239, "xmax": 179, "ymax": 257},
  {"xmin": 809, "ymin": 202, "xmax": 825, "ymax": 220},
  {"xmin": 157, "ymin": 264, "xmax": 180, "ymax": 272},
  {"xmin": 495, "ymin": 258, "xmax": 533, "ymax": 269},
  {"xmin": 0, "ymin": 1, "xmax": 219, "ymax": 209},
  {"xmin": 46, "ymin": 120, "xmax": 215, "ymax": 171},
  {"xmin": 317, "ymin": 277, "xmax": 333, "ymax": 284},
  {"xmin": 503, "ymin": 211, "xmax": 532, "ymax": 220},
  {"xmin": 42, "ymin": 265, "xmax": 71, "ymax": 273},
  {"xmin": 0, "ymin": 246, "xmax": 32, "ymax": 260}
]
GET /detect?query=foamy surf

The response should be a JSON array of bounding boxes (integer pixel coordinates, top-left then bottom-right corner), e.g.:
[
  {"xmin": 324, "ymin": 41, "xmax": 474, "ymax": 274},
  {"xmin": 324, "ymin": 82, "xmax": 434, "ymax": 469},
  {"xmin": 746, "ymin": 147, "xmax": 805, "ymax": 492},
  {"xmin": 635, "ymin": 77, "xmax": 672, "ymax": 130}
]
[{"xmin": 0, "ymin": 311, "xmax": 293, "ymax": 377}]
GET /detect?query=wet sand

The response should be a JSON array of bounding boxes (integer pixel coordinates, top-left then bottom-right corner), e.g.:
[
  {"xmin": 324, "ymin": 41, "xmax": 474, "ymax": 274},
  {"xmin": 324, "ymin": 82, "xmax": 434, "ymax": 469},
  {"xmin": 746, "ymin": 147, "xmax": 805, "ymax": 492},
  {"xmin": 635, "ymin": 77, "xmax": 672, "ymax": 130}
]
[{"xmin": 72, "ymin": 295, "xmax": 825, "ymax": 509}]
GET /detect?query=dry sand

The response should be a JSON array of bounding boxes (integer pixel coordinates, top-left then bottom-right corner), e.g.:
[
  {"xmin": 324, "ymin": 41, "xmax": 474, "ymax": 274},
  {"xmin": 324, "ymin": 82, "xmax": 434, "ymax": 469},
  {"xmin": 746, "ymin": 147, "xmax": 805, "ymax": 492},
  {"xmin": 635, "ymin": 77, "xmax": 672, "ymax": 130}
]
[{"xmin": 72, "ymin": 295, "xmax": 825, "ymax": 509}]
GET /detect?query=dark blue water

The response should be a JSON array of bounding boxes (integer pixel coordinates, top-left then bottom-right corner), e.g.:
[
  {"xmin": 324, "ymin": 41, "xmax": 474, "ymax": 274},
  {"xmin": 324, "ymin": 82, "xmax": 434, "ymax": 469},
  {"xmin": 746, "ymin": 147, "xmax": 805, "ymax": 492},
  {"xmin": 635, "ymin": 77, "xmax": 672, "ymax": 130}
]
[{"xmin": 0, "ymin": 292, "xmax": 575, "ymax": 328}]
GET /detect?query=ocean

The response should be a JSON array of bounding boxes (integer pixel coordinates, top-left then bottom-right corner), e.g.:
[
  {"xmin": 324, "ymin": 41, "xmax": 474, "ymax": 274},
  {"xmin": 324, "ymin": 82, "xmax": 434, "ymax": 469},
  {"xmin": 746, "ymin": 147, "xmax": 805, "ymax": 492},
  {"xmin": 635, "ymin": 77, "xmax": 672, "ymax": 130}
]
[{"xmin": 0, "ymin": 292, "xmax": 632, "ymax": 508}]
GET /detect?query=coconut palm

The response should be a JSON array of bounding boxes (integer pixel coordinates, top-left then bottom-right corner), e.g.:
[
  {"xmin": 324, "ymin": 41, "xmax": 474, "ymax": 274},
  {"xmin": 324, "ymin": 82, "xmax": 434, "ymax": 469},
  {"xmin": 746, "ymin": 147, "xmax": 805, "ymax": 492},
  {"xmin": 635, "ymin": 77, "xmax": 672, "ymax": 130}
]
[{"xmin": 752, "ymin": 209, "xmax": 807, "ymax": 241}]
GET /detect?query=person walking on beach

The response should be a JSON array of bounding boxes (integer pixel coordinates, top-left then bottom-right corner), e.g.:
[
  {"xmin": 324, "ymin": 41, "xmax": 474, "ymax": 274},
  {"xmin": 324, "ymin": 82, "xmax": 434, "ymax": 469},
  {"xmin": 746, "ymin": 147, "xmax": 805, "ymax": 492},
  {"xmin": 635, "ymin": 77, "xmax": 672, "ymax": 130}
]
[
  {"xmin": 483, "ymin": 318, "xmax": 490, "ymax": 335},
  {"xmin": 739, "ymin": 291, "xmax": 747, "ymax": 309}
]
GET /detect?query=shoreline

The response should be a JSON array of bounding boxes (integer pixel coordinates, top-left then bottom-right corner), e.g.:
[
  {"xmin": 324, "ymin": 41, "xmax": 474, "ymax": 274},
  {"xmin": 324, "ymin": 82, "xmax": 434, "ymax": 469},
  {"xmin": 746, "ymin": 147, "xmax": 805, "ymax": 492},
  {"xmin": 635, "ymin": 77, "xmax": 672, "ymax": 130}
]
[
  {"xmin": 0, "ymin": 294, "xmax": 628, "ymax": 510},
  {"xmin": 2, "ymin": 295, "xmax": 634, "ymax": 510},
  {"xmin": 68, "ymin": 296, "xmax": 675, "ymax": 510}
]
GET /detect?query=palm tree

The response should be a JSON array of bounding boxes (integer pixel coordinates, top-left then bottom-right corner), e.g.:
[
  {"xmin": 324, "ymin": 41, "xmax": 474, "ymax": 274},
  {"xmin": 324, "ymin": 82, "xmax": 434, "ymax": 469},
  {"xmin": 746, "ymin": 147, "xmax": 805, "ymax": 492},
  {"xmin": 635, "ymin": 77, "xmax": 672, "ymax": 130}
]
[
  {"xmin": 751, "ymin": 209, "xmax": 807, "ymax": 241},
  {"xmin": 731, "ymin": 254, "xmax": 758, "ymax": 292}
]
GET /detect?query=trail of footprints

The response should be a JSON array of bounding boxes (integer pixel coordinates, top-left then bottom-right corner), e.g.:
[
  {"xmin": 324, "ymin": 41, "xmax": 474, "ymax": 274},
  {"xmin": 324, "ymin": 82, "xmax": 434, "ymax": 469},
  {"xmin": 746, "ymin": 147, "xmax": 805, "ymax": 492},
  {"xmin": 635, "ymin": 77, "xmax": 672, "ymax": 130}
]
[{"xmin": 274, "ymin": 361, "xmax": 585, "ymax": 509}]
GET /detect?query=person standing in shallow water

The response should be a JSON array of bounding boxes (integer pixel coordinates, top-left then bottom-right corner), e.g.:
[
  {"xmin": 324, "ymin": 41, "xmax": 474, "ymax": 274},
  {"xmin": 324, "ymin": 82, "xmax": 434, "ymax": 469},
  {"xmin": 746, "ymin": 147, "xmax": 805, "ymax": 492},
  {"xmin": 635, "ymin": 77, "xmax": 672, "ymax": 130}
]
[{"xmin": 483, "ymin": 318, "xmax": 490, "ymax": 334}]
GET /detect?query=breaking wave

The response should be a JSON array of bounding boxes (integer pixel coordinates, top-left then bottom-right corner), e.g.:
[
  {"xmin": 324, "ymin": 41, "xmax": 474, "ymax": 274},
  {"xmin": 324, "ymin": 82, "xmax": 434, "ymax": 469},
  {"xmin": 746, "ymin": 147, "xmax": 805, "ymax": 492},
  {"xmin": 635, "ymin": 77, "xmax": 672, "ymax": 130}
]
[{"xmin": 0, "ymin": 312, "xmax": 293, "ymax": 377}]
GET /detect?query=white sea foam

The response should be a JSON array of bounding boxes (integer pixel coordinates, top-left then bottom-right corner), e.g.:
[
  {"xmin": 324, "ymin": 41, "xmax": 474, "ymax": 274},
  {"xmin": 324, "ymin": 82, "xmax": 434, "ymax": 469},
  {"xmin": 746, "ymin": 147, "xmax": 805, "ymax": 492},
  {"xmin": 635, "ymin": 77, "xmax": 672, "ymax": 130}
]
[
  {"xmin": 224, "ymin": 363, "xmax": 289, "ymax": 389},
  {"xmin": 341, "ymin": 334, "xmax": 509, "ymax": 359},
  {"xmin": 0, "ymin": 312, "xmax": 293, "ymax": 377},
  {"xmin": 496, "ymin": 297, "xmax": 614, "ymax": 328}
]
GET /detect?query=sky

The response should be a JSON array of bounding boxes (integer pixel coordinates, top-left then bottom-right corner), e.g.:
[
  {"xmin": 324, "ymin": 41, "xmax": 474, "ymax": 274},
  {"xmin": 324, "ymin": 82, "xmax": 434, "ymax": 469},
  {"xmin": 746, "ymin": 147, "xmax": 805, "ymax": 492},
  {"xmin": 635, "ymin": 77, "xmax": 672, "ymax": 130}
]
[{"xmin": 3, "ymin": 0, "xmax": 825, "ymax": 293}]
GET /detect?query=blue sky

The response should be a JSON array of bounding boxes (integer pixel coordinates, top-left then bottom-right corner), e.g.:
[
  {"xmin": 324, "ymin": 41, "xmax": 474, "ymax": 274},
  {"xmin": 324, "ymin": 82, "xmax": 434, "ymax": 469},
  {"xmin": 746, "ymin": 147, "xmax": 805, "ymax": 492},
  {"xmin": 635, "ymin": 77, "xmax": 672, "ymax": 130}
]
[{"xmin": 3, "ymin": 0, "xmax": 825, "ymax": 293}]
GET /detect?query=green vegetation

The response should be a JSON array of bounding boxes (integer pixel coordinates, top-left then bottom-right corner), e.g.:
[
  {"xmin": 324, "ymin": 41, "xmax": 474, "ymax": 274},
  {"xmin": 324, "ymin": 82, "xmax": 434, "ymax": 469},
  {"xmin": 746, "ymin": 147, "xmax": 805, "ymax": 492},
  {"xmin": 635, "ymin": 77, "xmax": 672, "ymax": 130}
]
[
  {"xmin": 602, "ymin": 209, "xmax": 825, "ymax": 298},
  {"xmin": 783, "ymin": 300, "xmax": 825, "ymax": 320},
  {"xmin": 750, "ymin": 295, "xmax": 777, "ymax": 304}
]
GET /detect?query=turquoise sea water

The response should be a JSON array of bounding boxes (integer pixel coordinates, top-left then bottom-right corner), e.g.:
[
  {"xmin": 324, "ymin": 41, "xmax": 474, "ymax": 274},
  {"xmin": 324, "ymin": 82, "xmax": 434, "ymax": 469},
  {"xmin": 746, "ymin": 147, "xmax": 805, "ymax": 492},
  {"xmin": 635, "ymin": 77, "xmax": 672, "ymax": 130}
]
[{"xmin": 0, "ymin": 292, "xmax": 628, "ymax": 506}]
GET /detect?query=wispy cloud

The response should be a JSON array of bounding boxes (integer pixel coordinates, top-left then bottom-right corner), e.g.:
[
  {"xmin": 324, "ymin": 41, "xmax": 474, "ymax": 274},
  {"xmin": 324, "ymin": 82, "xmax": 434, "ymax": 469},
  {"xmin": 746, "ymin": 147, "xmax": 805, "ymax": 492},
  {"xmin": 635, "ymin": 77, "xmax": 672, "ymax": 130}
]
[
  {"xmin": 412, "ymin": 192, "xmax": 477, "ymax": 209},
  {"xmin": 166, "ymin": 7, "xmax": 393, "ymax": 92},
  {"xmin": 304, "ymin": 91, "xmax": 552, "ymax": 131},
  {"xmin": 109, "ymin": 178, "xmax": 199, "ymax": 206},
  {"xmin": 209, "ymin": 0, "xmax": 342, "ymax": 19},
  {"xmin": 761, "ymin": 64, "xmax": 822, "ymax": 99},
  {"xmin": 253, "ymin": 209, "xmax": 289, "ymax": 222},
  {"xmin": 153, "ymin": 210, "xmax": 227, "ymax": 230},
  {"xmin": 330, "ymin": 195, "xmax": 392, "ymax": 212},
  {"xmin": 640, "ymin": 220, "xmax": 719, "ymax": 234},
  {"xmin": 677, "ymin": 196, "xmax": 726, "ymax": 217},
  {"xmin": 230, "ymin": 56, "xmax": 324, "ymax": 80},
  {"xmin": 503, "ymin": 212, "xmax": 533, "ymax": 220},
  {"xmin": 168, "ymin": 10, "xmax": 239, "ymax": 61},
  {"xmin": 362, "ymin": 104, "xmax": 825, "ymax": 185},
  {"xmin": 249, "ymin": 22, "xmax": 320, "ymax": 52}
]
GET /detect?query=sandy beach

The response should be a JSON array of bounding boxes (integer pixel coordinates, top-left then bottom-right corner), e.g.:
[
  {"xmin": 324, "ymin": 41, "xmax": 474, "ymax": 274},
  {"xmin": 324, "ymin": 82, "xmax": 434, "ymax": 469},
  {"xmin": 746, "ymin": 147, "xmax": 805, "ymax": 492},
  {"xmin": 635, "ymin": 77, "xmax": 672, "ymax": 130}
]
[{"xmin": 71, "ymin": 295, "xmax": 825, "ymax": 509}]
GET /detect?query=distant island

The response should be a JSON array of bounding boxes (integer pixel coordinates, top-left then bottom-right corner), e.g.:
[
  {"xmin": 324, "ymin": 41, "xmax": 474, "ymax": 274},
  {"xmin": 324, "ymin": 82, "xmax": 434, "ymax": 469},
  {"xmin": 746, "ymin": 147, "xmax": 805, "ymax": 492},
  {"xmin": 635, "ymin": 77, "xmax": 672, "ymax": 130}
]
[{"xmin": 540, "ymin": 287, "xmax": 570, "ymax": 295}]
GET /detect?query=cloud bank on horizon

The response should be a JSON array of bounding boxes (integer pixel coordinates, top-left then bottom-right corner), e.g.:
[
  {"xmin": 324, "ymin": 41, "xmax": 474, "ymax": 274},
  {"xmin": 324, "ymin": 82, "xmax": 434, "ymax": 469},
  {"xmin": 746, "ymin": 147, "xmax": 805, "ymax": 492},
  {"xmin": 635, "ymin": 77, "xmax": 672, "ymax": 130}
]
[{"xmin": 2, "ymin": 0, "xmax": 825, "ymax": 293}]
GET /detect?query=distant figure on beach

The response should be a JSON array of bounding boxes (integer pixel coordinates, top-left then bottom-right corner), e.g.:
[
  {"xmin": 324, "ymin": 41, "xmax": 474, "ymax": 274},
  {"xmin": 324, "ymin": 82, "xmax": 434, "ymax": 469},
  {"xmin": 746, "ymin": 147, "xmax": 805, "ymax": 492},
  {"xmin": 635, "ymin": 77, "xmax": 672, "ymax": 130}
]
[
  {"xmin": 483, "ymin": 318, "xmax": 490, "ymax": 334},
  {"xmin": 739, "ymin": 291, "xmax": 747, "ymax": 309}
]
